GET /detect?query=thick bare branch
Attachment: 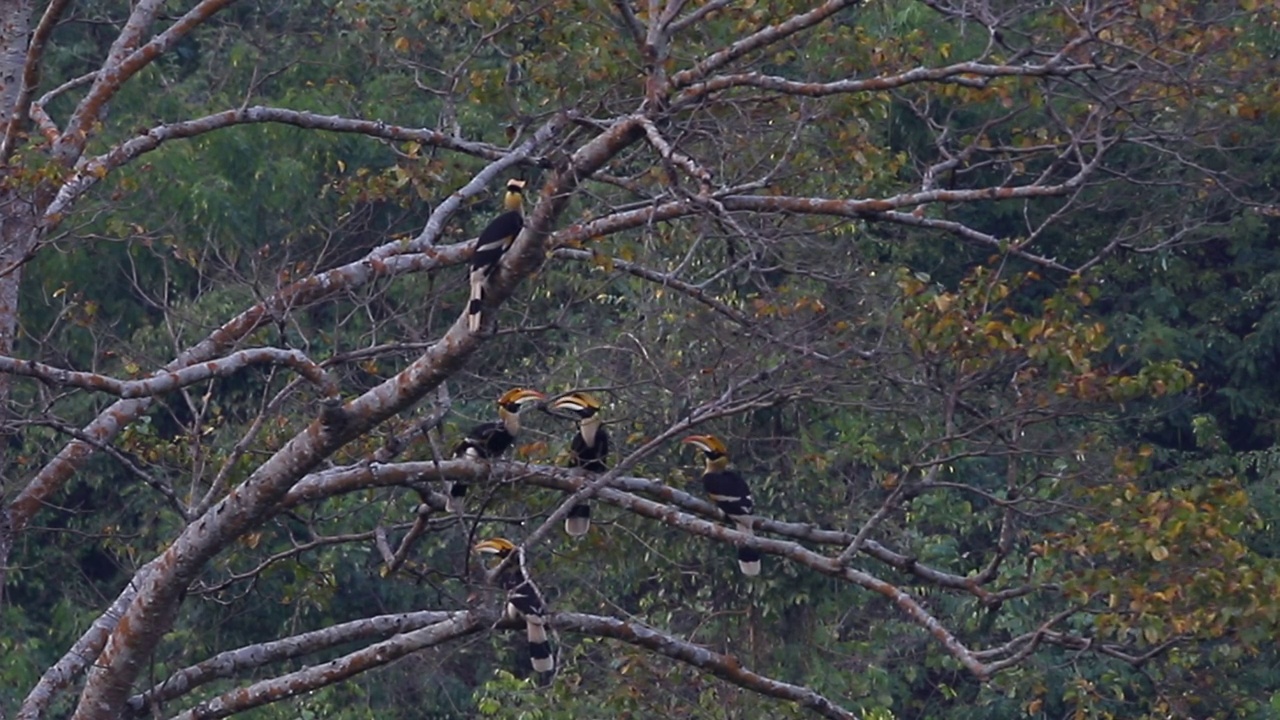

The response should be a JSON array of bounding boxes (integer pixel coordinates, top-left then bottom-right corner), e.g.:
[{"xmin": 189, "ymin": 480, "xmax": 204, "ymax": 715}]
[
  {"xmin": 0, "ymin": 347, "xmax": 337, "ymax": 400},
  {"xmin": 17, "ymin": 576, "xmax": 147, "ymax": 720},
  {"xmin": 54, "ymin": 0, "xmax": 239, "ymax": 164},
  {"xmin": 0, "ymin": 0, "xmax": 71, "ymax": 160},
  {"xmin": 165, "ymin": 613, "xmax": 481, "ymax": 720},
  {"xmin": 127, "ymin": 611, "xmax": 458, "ymax": 716}
]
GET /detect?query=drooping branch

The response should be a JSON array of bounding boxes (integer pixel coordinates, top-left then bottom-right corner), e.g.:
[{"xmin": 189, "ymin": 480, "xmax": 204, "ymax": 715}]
[
  {"xmin": 552, "ymin": 182, "xmax": 1089, "ymax": 271},
  {"xmin": 126, "ymin": 611, "xmax": 459, "ymax": 717},
  {"xmin": 0, "ymin": 347, "xmax": 337, "ymax": 400},
  {"xmin": 554, "ymin": 612, "xmax": 858, "ymax": 720},
  {"xmin": 28, "ymin": 419, "xmax": 191, "ymax": 519}
]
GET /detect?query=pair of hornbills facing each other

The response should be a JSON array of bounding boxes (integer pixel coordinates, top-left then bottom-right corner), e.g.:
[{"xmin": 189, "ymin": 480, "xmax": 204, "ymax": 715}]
[
  {"xmin": 449, "ymin": 389, "xmax": 608, "ymax": 538},
  {"xmin": 451, "ymin": 388, "xmax": 761, "ymax": 576}
]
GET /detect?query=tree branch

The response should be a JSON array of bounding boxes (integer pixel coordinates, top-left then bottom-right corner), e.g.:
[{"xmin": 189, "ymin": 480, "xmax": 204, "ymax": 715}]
[
  {"xmin": 669, "ymin": 0, "xmax": 864, "ymax": 90},
  {"xmin": 45, "ymin": 107, "xmax": 514, "ymax": 223},
  {"xmin": 0, "ymin": 0, "xmax": 72, "ymax": 160},
  {"xmin": 164, "ymin": 612, "xmax": 481, "ymax": 720},
  {"xmin": 674, "ymin": 59, "xmax": 1096, "ymax": 106},
  {"xmin": 0, "ymin": 347, "xmax": 337, "ymax": 400},
  {"xmin": 127, "ymin": 611, "xmax": 459, "ymax": 716},
  {"xmin": 54, "ymin": 0, "xmax": 239, "ymax": 164},
  {"xmin": 555, "ymin": 612, "xmax": 858, "ymax": 720}
]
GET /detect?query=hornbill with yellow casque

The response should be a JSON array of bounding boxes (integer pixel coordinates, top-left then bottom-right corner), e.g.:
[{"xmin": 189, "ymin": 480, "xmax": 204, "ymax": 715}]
[
  {"xmin": 548, "ymin": 392, "xmax": 610, "ymax": 537},
  {"xmin": 449, "ymin": 388, "xmax": 546, "ymax": 512},
  {"xmin": 682, "ymin": 434, "xmax": 762, "ymax": 576},
  {"xmin": 474, "ymin": 537, "xmax": 554, "ymax": 672},
  {"xmin": 467, "ymin": 178, "xmax": 527, "ymax": 332}
]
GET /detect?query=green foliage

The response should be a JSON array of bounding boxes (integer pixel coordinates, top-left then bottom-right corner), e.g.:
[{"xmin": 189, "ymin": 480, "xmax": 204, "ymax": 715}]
[{"xmin": 6, "ymin": 1, "xmax": 1280, "ymax": 720}]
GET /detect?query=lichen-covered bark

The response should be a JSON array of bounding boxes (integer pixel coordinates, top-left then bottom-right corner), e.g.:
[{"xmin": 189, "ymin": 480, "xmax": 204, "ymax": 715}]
[{"xmin": 0, "ymin": 0, "xmax": 32, "ymax": 131}]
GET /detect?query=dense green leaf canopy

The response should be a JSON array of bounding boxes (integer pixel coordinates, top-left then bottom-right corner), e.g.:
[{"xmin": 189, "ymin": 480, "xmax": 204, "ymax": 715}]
[{"xmin": 2, "ymin": 1, "xmax": 1280, "ymax": 719}]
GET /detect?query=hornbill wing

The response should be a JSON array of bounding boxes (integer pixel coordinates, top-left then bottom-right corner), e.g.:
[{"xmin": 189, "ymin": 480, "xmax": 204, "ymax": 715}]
[
  {"xmin": 468, "ymin": 211, "xmax": 524, "ymax": 332},
  {"xmin": 702, "ymin": 468, "xmax": 755, "ymax": 520},
  {"xmin": 703, "ymin": 468, "xmax": 760, "ymax": 575},
  {"xmin": 448, "ymin": 421, "xmax": 513, "ymax": 511},
  {"xmin": 569, "ymin": 427, "xmax": 610, "ymax": 473},
  {"xmin": 452, "ymin": 421, "xmax": 515, "ymax": 459},
  {"xmin": 508, "ymin": 577, "xmax": 554, "ymax": 672},
  {"xmin": 470, "ymin": 211, "xmax": 524, "ymax": 275}
]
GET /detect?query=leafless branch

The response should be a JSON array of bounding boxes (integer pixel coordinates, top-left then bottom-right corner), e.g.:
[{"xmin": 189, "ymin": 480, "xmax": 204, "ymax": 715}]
[
  {"xmin": 127, "ymin": 611, "xmax": 459, "ymax": 716},
  {"xmin": 165, "ymin": 613, "xmax": 482, "ymax": 720},
  {"xmin": 557, "ymin": 612, "xmax": 858, "ymax": 720},
  {"xmin": 0, "ymin": 347, "xmax": 337, "ymax": 400}
]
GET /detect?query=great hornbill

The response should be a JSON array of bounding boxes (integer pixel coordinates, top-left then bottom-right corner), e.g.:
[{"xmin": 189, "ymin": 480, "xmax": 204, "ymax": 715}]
[
  {"xmin": 682, "ymin": 434, "xmax": 762, "ymax": 576},
  {"xmin": 467, "ymin": 178, "xmax": 527, "ymax": 332},
  {"xmin": 548, "ymin": 392, "xmax": 609, "ymax": 537},
  {"xmin": 474, "ymin": 537, "xmax": 554, "ymax": 672},
  {"xmin": 449, "ymin": 387, "xmax": 546, "ymax": 512}
]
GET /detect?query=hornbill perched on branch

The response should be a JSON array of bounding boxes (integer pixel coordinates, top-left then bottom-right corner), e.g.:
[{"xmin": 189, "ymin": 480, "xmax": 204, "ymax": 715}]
[
  {"xmin": 682, "ymin": 434, "xmax": 762, "ymax": 576},
  {"xmin": 467, "ymin": 178, "xmax": 527, "ymax": 332},
  {"xmin": 474, "ymin": 537, "xmax": 554, "ymax": 672},
  {"xmin": 449, "ymin": 388, "xmax": 546, "ymax": 512},
  {"xmin": 548, "ymin": 392, "xmax": 610, "ymax": 537}
]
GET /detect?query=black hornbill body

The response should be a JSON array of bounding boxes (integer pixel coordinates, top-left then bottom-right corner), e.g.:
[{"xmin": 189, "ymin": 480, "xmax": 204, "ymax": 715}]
[
  {"xmin": 682, "ymin": 434, "xmax": 762, "ymax": 576},
  {"xmin": 449, "ymin": 388, "xmax": 546, "ymax": 512},
  {"xmin": 467, "ymin": 178, "xmax": 527, "ymax": 332},
  {"xmin": 474, "ymin": 537, "xmax": 554, "ymax": 672},
  {"xmin": 548, "ymin": 392, "xmax": 609, "ymax": 537}
]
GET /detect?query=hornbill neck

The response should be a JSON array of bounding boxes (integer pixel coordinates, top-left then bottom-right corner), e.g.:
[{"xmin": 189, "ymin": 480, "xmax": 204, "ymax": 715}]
[
  {"xmin": 499, "ymin": 407, "xmax": 521, "ymax": 436},
  {"xmin": 704, "ymin": 455, "xmax": 730, "ymax": 473},
  {"xmin": 503, "ymin": 189, "xmax": 524, "ymax": 212},
  {"xmin": 579, "ymin": 414, "xmax": 602, "ymax": 447}
]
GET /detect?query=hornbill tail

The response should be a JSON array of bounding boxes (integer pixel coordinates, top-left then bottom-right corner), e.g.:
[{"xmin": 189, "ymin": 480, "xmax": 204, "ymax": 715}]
[
  {"xmin": 525, "ymin": 616, "xmax": 554, "ymax": 672},
  {"xmin": 564, "ymin": 504, "xmax": 591, "ymax": 537}
]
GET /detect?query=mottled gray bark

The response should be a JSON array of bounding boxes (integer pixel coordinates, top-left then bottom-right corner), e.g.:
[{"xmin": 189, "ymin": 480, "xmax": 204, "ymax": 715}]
[{"xmin": 0, "ymin": 0, "xmax": 33, "ymax": 599}]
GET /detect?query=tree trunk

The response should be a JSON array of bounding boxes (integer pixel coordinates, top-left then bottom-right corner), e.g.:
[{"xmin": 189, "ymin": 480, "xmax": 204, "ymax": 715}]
[{"xmin": 0, "ymin": 0, "xmax": 35, "ymax": 597}]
